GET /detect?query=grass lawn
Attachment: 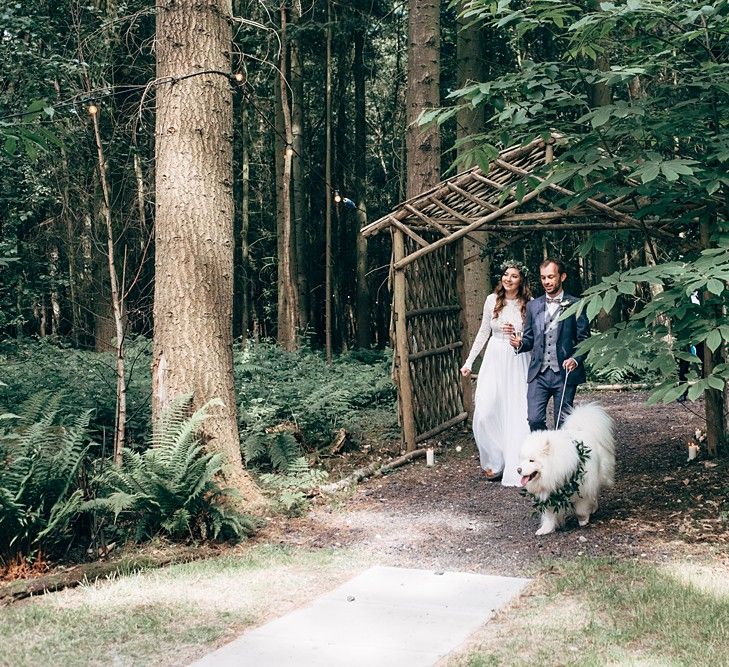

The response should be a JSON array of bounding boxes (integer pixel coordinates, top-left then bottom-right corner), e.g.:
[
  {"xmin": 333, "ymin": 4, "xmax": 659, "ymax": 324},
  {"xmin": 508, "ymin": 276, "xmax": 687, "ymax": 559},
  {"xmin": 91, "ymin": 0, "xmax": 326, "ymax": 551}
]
[
  {"xmin": 446, "ymin": 557, "xmax": 729, "ymax": 667},
  {"xmin": 0, "ymin": 544, "xmax": 360, "ymax": 667},
  {"xmin": 2, "ymin": 549, "xmax": 728, "ymax": 666}
]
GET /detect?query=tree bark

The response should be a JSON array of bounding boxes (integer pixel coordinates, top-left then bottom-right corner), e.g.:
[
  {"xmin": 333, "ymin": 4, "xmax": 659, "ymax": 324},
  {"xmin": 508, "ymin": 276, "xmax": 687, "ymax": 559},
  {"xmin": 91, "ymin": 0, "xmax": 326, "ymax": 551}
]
[
  {"xmin": 353, "ymin": 26, "xmax": 372, "ymax": 348},
  {"xmin": 90, "ymin": 107, "xmax": 126, "ymax": 465},
  {"xmin": 153, "ymin": 0, "xmax": 262, "ymax": 504},
  {"xmin": 276, "ymin": 2, "xmax": 300, "ymax": 351},
  {"xmin": 590, "ymin": 28, "xmax": 619, "ymax": 332},
  {"xmin": 456, "ymin": 11, "xmax": 488, "ymax": 388},
  {"xmin": 405, "ymin": 0, "xmax": 441, "ymax": 198},
  {"xmin": 290, "ymin": 2, "xmax": 309, "ymax": 333},
  {"xmin": 325, "ymin": 0, "xmax": 333, "ymax": 363}
]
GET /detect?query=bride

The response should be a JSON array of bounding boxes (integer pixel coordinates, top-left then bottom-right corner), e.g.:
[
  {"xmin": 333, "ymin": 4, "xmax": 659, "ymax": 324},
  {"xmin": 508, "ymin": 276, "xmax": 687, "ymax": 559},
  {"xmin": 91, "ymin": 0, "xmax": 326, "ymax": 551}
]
[{"xmin": 460, "ymin": 260, "xmax": 532, "ymax": 486}]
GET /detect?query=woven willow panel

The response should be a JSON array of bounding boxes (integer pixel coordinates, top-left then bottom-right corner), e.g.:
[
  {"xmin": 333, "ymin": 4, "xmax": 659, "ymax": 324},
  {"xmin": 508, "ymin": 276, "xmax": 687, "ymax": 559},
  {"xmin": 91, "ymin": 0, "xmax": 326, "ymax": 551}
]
[{"xmin": 403, "ymin": 233, "xmax": 464, "ymax": 437}]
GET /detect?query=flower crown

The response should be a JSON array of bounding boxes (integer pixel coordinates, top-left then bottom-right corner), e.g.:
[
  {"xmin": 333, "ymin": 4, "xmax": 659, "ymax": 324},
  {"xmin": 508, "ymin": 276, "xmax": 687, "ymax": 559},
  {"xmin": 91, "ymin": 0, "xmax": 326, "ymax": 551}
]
[{"xmin": 499, "ymin": 259, "xmax": 529, "ymax": 279}]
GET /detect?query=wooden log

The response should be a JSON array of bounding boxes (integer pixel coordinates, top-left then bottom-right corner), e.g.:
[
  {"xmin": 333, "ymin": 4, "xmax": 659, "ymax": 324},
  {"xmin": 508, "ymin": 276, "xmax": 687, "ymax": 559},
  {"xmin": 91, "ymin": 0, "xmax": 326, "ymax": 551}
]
[
  {"xmin": 0, "ymin": 546, "xmax": 211, "ymax": 606},
  {"xmin": 319, "ymin": 448, "xmax": 427, "ymax": 494},
  {"xmin": 389, "ymin": 216, "xmax": 429, "ymax": 248},
  {"xmin": 393, "ymin": 184, "xmax": 545, "ymax": 270},
  {"xmin": 456, "ymin": 239, "xmax": 473, "ymax": 417},
  {"xmin": 361, "ymin": 136, "xmax": 550, "ymax": 237},
  {"xmin": 404, "ymin": 203, "xmax": 486, "ymax": 249},
  {"xmin": 408, "ymin": 341, "xmax": 463, "ymax": 362},
  {"xmin": 415, "ymin": 412, "xmax": 469, "ymax": 443},
  {"xmin": 445, "ymin": 181, "xmax": 499, "ymax": 212},
  {"xmin": 493, "ymin": 158, "xmax": 678, "ymax": 241},
  {"xmin": 392, "ymin": 229, "xmax": 417, "ymax": 451},
  {"xmin": 406, "ymin": 305, "xmax": 461, "ymax": 318}
]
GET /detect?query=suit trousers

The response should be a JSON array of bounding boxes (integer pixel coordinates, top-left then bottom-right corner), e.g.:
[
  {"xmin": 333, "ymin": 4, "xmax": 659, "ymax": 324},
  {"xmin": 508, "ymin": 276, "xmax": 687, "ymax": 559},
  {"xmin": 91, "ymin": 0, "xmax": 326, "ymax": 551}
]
[{"xmin": 527, "ymin": 367, "xmax": 577, "ymax": 431}]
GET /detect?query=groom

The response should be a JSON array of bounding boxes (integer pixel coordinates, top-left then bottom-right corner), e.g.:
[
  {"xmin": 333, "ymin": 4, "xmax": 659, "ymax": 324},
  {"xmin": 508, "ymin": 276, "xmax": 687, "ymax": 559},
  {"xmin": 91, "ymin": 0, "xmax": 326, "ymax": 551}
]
[{"xmin": 510, "ymin": 258, "xmax": 590, "ymax": 431}]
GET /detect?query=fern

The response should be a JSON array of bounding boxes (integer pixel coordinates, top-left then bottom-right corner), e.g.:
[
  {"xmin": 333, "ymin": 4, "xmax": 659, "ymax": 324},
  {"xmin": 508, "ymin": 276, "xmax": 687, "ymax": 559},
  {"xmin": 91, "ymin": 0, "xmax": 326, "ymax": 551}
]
[
  {"xmin": 85, "ymin": 395, "xmax": 255, "ymax": 542},
  {"xmin": 259, "ymin": 456, "xmax": 328, "ymax": 516},
  {"xmin": 0, "ymin": 393, "xmax": 92, "ymax": 562},
  {"xmin": 236, "ymin": 342, "xmax": 396, "ymax": 470}
]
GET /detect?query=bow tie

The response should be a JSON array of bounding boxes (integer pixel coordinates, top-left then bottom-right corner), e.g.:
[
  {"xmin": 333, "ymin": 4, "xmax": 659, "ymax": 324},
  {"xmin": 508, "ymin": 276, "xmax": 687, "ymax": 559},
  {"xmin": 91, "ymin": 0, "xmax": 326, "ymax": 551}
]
[{"xmin": 546, "ymin": 297, "xmax": 562, "ymax": 305}]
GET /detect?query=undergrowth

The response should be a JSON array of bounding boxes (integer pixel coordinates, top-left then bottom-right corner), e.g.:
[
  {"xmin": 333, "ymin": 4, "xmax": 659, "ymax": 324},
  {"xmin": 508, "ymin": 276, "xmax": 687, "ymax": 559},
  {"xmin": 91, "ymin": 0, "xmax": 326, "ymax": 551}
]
[{"xmin": 236, "ymin": 342, "xmax": 396, "ymax": 471}]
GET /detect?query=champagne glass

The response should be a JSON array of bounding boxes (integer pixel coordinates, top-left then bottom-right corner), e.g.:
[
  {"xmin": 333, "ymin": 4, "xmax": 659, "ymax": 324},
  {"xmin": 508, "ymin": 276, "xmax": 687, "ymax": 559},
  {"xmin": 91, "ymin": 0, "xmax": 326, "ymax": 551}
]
[{"xmin": 513, "ymin": 329, "xmax": 523, "ymax": 354}]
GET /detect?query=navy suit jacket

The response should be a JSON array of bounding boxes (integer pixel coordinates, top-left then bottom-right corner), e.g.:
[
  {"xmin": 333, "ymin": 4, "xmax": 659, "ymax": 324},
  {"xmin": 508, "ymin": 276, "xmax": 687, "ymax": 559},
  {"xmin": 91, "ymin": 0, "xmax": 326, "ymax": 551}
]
[{"xmin": 518, "ymin": 293, "xmax": 590, "ymax": 385}]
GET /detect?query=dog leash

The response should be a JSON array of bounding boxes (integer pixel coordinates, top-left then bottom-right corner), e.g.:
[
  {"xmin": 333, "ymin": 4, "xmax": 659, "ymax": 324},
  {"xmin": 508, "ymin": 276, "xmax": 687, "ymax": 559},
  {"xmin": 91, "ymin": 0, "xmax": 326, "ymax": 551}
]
[{"xmin": 556, "ymin": 368, "xmax": 572, "ymax": 428}]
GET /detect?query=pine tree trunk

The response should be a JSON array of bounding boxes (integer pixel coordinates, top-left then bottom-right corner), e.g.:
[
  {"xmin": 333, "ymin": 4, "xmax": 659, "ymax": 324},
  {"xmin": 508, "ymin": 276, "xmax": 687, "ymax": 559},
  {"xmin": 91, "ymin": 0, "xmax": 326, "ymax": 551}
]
[
  {"xmin": 353, "ymin": 26, "xmax": 371, "ymax": 349},
  {"xmin": 153, "ymin": 0, "xmax": 262, "ymax": 503},
  {"xmin": 290, "ymin": 3, "xmax": 309, "ymax": 333},
  {"xmin": 405, "ymin": 0, "xmax": 440, "ymax": 198},
  {"xmin": 275, "ymin": 3, "xmax": 300, "ymax": 351},
  {"xmin": 590, "ymin": 39, "xmax": 619, "ymax": 331},
  {"xmin": 238, "ymin": 100, "xmax": 251, "ymax": 342},
  {"xmin": 325, "ymin": 0, "xmax": 333, "ymax": 363},
  {"xmin": 90, "ymin": 107, "xmax": 126, "ymax": 465},
  {"xmin": 456, "ymin": 14, "xmax": 487, "ymax": 408}
]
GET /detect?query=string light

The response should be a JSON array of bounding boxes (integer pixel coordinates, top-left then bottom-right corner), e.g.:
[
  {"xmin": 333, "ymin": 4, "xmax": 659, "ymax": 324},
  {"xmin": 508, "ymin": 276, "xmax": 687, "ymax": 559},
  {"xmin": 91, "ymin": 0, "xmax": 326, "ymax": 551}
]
[
  {"xmin": 233, "ymin": 72, "xmax": 245, "ymax": 83},
  {"xmin": 87, "ymin": 104, "xmax": 98, "ymax": 115},
  {"xmin": 334, "ymin": 190, "xmax": 342, "ymax": 203},
  {"xmin": 284, "ymin": 144, "xmax": 294, "ymax": 158}
]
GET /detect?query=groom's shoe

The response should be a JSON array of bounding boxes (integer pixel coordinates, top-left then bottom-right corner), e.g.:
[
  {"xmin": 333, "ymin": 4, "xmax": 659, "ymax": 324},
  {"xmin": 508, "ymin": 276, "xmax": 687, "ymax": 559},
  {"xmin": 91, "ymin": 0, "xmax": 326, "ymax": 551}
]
[{"xmin": 482, "ymin": 468, "xmax": 502, "ymax": 481}]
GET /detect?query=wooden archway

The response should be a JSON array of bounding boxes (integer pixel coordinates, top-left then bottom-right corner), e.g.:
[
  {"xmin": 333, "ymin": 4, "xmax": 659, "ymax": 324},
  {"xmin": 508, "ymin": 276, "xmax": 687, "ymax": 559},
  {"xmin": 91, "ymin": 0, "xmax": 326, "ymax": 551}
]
[{"xmin": 362, "ymin": 134, "xmax": 670, "ymax": 451}]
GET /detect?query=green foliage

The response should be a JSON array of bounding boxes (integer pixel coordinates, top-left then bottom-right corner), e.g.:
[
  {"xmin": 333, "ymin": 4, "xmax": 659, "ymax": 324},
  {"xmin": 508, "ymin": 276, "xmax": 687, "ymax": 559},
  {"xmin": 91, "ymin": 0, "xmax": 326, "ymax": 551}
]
[
  {"xmin": 86, "ymin": 395, "xmax": 255, "ymax": 542},
  {"xmin": 566, "ymin": 244, "xmax": 729, "ymax": 403},
  {"xmin": 235, "ymin": 342, "xmax": 396, "ymax": 471},
  {"xmin": 438, "ymin": 0, "xmax": 729, "ymax": 409},
  {"xmin": 0, "ymin": 393, "xmax": 92, "ymax": 563},
  {"xmin": 0, "ymin": 338, "xmax": 152, "ymax": 443},
  {"xmin": 259, "ymin": 457, "xmax": 329, "ymax": 516}
]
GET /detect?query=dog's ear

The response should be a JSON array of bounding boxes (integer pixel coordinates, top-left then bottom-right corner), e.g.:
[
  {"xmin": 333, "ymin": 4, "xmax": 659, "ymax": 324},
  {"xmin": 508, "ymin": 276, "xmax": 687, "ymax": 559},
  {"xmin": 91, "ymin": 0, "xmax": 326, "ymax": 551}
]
[{"xmin": 540, "ymin": 438, "xmax": 552, "ymax": 457}]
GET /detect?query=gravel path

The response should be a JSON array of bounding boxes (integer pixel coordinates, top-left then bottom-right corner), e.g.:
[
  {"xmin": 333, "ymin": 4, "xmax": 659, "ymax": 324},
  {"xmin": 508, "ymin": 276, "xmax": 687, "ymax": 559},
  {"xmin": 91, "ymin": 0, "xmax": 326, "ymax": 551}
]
[{"xmin": 263, "ymin": 391, "xmax": 729, "ymax": 574}]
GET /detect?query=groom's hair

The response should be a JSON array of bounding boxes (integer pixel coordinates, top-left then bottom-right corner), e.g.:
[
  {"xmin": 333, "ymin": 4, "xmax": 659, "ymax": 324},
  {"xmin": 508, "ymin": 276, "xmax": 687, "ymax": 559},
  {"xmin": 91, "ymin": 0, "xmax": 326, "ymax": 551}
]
[{"xmin": 540, "ymin": 257, "xmax": 566, "ymax": 275}]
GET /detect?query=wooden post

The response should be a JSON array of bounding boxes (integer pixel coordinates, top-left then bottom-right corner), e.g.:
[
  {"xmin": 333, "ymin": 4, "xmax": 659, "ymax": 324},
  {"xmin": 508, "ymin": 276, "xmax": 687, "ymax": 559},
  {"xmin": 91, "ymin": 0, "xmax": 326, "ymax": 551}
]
[
  {"xmin": 393, "ymin": 229, "xmax": 417, "ymax": 451},
  {"xmin": 455, "ymin": 238, "xmax": 473, "ymax": 418}
]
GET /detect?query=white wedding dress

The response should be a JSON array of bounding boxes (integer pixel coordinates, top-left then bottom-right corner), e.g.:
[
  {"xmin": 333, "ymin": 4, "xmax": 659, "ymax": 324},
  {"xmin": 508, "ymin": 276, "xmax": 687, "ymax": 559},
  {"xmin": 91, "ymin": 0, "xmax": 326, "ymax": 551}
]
[{"xmin": 463, "ymin": 293, "xmax": 531, "ymax": 487}]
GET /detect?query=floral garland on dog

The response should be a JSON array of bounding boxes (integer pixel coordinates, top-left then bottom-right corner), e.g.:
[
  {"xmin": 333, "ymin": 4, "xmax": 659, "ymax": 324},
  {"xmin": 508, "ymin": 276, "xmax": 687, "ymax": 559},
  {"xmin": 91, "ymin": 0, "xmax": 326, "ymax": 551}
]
[{"xmin": 520, "ymin": 441, "xmax": 591, "ymax": 515}]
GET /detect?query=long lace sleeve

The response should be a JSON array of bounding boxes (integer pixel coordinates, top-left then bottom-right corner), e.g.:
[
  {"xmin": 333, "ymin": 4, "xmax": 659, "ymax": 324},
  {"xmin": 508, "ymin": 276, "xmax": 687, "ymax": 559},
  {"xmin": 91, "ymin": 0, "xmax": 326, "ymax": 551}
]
[{"xmin": 463, "ymin": 294, "xmax": 494, "ymax": 370}]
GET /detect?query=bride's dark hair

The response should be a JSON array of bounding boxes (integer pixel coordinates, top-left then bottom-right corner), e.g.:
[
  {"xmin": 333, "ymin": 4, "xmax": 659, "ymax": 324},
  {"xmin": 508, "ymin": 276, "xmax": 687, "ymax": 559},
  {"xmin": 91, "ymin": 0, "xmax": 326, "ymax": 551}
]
[{"xmin": 493, "ymin": 263, "xmax": 532, "ymax": 321}]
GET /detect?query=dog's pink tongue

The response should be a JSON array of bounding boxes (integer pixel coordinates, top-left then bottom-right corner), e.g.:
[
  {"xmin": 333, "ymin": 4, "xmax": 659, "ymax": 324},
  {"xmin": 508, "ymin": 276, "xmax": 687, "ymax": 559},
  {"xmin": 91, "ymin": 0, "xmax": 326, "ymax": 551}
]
[{"xmin": 520, "ymin": 475, "xmax": 530, "ymax": 487}]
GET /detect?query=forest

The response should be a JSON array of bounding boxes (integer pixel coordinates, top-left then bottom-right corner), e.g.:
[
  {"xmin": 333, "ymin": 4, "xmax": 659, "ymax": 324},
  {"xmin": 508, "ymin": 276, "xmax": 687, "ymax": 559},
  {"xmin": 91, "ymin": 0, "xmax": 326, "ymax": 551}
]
[{"xmin": 1, "ymin": 0, "xmax": 728, "ymax": 574}]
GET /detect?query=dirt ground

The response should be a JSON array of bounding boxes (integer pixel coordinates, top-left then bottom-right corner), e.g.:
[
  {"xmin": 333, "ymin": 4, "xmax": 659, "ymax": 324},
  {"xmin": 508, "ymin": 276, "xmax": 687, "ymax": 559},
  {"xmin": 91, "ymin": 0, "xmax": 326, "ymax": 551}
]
[{"xmin": 263, "ymin": 391, "xmax": 729, "ymax": 574}]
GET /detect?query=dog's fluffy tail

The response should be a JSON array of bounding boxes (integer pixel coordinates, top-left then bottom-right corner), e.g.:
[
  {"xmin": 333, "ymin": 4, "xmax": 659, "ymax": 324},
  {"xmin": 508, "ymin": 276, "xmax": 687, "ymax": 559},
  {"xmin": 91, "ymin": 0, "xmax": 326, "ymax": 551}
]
[{"xmin": 562, "ymin": 403, "xmax": 615, "ymax": 486}]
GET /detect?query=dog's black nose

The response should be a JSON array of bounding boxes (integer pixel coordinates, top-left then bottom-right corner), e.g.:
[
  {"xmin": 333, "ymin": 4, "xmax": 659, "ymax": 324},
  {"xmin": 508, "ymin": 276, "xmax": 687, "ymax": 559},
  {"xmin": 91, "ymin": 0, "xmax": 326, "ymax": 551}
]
[{"xmin": 517, "ymin": 467, "xmax": 522, "ymax": 474}]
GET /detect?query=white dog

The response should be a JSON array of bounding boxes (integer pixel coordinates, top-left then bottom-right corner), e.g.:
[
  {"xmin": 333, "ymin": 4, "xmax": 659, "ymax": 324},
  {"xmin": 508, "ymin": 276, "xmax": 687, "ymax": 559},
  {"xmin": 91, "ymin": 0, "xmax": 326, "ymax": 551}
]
[{"xmin": 517, "ymin": 403, "xmax": 615, "ymax": 536}]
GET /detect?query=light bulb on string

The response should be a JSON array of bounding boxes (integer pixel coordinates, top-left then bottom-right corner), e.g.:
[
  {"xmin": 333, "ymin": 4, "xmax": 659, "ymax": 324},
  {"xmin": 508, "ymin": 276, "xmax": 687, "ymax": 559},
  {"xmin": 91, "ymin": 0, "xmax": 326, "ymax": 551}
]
[
  {"xmin": 233, "ymin": 71, "xmax": 245, "ymax": 83},
  {"xmin": 334, "ymin": 190, "xmax": 342, "ymax": 204},
  {"xmin": 284, "ymin": 144, "xmax": 294, "ymax": 158},
  {"xmin": 87, "ymin": 104, "xmax": 98, "ymax": 116}
]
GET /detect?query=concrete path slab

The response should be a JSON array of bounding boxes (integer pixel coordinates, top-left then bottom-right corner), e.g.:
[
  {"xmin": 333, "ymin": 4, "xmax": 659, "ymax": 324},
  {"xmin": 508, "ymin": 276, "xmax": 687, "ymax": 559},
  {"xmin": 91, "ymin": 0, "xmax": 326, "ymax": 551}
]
[{"xmin": 190, "ymin": 566, "xmax": 530, "ymax": 667}]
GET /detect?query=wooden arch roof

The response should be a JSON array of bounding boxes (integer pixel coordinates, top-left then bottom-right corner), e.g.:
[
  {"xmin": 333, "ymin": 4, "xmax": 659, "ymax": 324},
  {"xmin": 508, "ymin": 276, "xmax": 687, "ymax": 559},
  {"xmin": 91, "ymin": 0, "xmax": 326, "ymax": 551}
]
[{"xmin": 361, "ymin": 133, "xmax": 655, "ymax": 270}]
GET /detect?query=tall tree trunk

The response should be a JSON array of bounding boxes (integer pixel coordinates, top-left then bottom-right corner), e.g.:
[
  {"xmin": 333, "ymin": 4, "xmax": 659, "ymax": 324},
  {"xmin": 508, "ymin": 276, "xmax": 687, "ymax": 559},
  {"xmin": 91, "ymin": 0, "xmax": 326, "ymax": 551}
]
[
  {"xmin": 699, "ymin": 220, "xmax": 724, "ymax": 456},
  {"xmin": 590, "ymin": 0, "xmax": 619, "ymax": 332},
  {"xmin": 353, "ymin": 26, "xmax": 371, "ymax": 348},
  {"xmin": 276, "ymin": 3, "xmax": 299, "ymax": 351},
  {"xmin": 405, "ymin": 0, "xmax": 441, "ymax": 198},
  {"xmin": 456, "ymin": 12, "xmax": 487, "ymax": 408},
  {"xmin": 89, "ymin": 106, "xmax": 127, "ymax": 465},
  {"xmin": 238, "ymin": 99, "xmax": 251, "ymax": 342},
  {"xmin": 54, "ymin": 81, "xmax": 81, "ymax": 346},
  {"xmin": 153, "ymin": 0, "xmax": 262, "ymax": 503},
  {"xmin": 290, "ymin": 2, "xmax": 309, "ymax": 333},
  {"xmin": 325, "ymin": 0, "xmax": 333, "ymax": 363}
]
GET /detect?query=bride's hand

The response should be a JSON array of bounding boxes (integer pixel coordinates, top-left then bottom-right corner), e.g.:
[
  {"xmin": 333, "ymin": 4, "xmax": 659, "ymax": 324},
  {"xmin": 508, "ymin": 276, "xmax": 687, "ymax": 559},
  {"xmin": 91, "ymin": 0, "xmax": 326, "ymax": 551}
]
[
  {"xmin": 502, "ymin": 323, "xmax": 515, "ymax": 336},
  {"xmin": 460, "ymin": 366, "xmax": 471, "ymax": 377}
]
